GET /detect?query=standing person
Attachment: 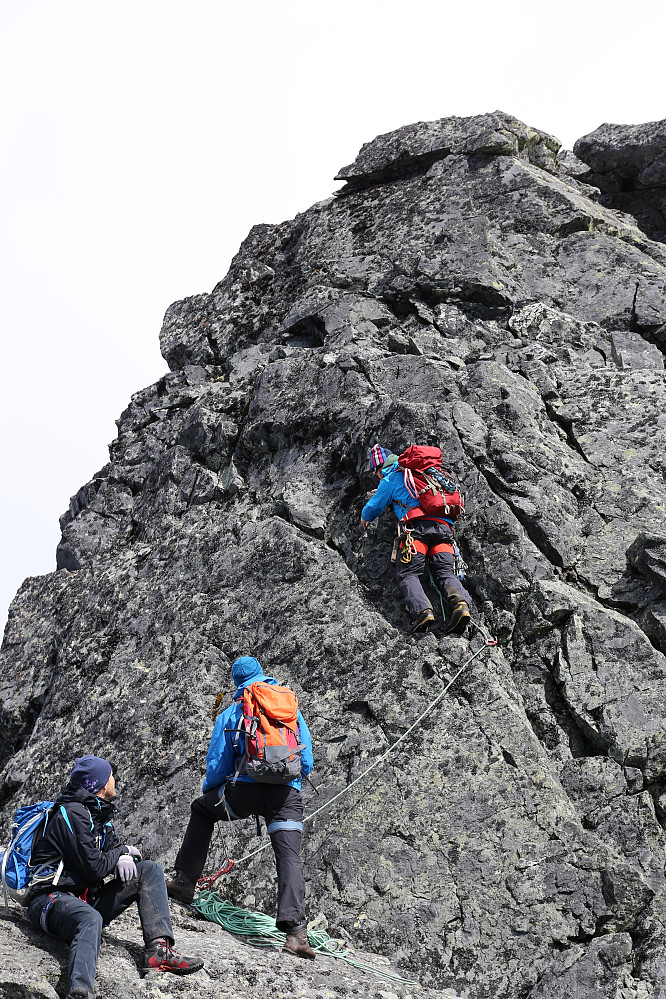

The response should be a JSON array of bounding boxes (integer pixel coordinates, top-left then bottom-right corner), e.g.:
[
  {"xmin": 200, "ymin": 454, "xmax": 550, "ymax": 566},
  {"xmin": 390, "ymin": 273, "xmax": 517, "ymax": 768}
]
[
  {"xmin": 167, "ymin": 655, "xmax": 316, "ymax": 960},
  {"xmin": 361, "ymin": 444, "xmax": 472, "ymax": 634},
  {"xmin": 27, "ymin": 755, "xmax": 203, "ymax": 999}
]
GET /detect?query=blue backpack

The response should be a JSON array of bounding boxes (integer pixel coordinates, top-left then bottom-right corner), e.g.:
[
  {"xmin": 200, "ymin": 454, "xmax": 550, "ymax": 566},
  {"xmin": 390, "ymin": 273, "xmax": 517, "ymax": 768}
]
[{"xmin": 0, "ymin": 801, "xmax": 63, "ymax": 907}]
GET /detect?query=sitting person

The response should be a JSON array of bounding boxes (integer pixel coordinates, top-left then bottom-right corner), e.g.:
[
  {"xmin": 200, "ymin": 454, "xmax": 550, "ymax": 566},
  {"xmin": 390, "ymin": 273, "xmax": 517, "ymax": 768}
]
[{"xmin": 28, "ymin": 755, "xmax": 203, "ymax": 999}]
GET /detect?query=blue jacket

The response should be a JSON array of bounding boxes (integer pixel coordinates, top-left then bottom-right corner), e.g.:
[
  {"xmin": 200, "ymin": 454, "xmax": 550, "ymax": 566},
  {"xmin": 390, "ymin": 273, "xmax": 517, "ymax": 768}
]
[
  {"xmin": 202, "ymin": 675, "xmax": 314, "ymax": 793},
  {"xmin": 361, "ymin": 463, "xmax": 420, "ymax": 523}
]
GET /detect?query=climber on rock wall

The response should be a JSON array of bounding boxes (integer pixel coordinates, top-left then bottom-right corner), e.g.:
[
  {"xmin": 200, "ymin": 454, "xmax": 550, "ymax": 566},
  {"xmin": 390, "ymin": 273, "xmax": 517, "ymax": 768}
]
[
  {"xmin": 27, "ymin": 755, "xmax": 203, "ymax": 998},
  {"xmin": 167, "ymin": 655, "xmax": 316, "ymax": 960},
  {"xmin": 360, "ymin": 444, "xmax": 472, "ymax": 634}
]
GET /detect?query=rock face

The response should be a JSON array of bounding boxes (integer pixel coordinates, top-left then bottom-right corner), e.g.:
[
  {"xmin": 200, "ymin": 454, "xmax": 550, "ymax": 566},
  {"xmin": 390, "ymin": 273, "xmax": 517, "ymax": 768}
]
[
  {"xmin": 2, "ymin": 111, "xmax": 666, "ymax": 999},
  {"xmin": 574, "ymin": 119, "xmax": 666, "ymax": 245}
]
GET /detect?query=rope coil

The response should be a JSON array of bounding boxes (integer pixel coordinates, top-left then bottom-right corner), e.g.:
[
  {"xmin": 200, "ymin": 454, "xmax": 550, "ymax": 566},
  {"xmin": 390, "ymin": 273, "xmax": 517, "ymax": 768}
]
[{"xmin": 192, "ymin": 893, "xmax": 420, "ymax": 986}]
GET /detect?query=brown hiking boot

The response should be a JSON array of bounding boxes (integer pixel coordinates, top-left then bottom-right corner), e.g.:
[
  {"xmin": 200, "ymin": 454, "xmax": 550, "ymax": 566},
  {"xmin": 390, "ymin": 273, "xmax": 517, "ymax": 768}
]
[
  {"xmin": 283, "ymin": 926, "xmax": 316, "ymax": 960},
  {"xmin": 412, "ymin": 607, "xmax": 435, "ymax": 632},
  {"xmin": 447, "ymin": 601, "xmax": 471, "ymax": 636},
  {"xmin": 165, "ymin": 871, "xmax": 196, "ymax": 905}
]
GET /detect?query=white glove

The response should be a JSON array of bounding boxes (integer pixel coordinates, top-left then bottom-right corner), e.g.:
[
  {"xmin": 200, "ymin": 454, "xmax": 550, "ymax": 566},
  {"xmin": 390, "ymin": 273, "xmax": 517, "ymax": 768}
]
[{"xmin": 116, "ymin": 855, "xmax": 138, "ymax": 882}]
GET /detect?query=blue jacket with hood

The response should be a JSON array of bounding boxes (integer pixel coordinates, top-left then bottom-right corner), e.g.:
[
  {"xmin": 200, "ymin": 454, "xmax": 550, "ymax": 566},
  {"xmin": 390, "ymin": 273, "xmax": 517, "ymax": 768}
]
[
  {"xmin": 203, "ymin": 671, "xmax": 314, "ymax": 793},
  {"xmin": 361, "ymin": 461, "xmax": 421, "ymax": 523}
]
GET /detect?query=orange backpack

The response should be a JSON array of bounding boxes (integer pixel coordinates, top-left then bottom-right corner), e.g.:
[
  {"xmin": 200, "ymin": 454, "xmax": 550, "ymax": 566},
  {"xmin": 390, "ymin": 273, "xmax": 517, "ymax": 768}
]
[{"xmin": 231, "ymin": 682, "xmax": 304, "ymax": 784}]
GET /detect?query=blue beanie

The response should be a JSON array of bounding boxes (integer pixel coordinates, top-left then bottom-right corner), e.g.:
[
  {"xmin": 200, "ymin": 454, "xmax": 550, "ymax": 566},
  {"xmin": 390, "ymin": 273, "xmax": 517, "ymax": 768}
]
[
  {"xmin": 70, "ymin": 755, "xmax": 112, "ymax": 794},
  {"xmin": 232, "ymin": 655, "xmax": 264, "ymax": 687}
]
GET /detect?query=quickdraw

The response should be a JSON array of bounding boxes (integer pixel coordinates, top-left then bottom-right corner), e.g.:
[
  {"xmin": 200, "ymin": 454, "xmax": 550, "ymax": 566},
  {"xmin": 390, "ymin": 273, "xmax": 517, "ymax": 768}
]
[
  {"xmin": 400, "ymin": 529, "xmax": 416, "ymax": 564},
  {"xmin": 196, "ymin": 859, "xmax": 235, "ymax": 893}
]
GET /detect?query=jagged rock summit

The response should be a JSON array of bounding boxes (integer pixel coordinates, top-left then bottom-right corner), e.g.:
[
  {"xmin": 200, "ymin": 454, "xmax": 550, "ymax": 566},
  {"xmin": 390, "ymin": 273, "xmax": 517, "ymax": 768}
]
[{"xmin": 2, "ymin": 111, "xmax": 666, "ymax": 999}]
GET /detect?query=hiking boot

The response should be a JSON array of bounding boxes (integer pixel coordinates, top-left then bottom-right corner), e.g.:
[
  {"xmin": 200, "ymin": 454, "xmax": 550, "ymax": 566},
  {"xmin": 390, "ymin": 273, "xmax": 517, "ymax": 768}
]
[
  {"xmin": 66, "ymin": 991, "xmax": 94, "ymax": 999},
  {"xmin": 447, "ymin": 601, "xmax": 471, "ymax": 636},
  {"xmin": 165, "ymin": 870, "xmax": 196, "ymax": 905},
  {"xmin": 412, "ymin": 607, "xmax": 435, "ymax": 632},
  {"xmin": 143, "ymin": 938, "xmax": 204, "ymax": 975},
  {"xmin": 283, "ymin": 926, "xmax": 316, "ymax": 960}
]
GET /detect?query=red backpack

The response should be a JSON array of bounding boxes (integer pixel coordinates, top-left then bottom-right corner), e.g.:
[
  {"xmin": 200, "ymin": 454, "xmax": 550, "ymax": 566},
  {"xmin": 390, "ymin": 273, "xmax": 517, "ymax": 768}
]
[
  {"xmin": 231, "ymin": 682, "xmax": 303, "ymax": 785},
  {"xmin": 398, "ymin": 445, "xmax": 464, "ymax": 520}
]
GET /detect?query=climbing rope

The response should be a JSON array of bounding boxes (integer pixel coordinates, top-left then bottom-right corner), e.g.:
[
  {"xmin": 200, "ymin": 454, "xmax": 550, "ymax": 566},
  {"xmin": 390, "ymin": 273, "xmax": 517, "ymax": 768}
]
[
  {"xmin": 193, "ymin": 636, "xmax": 497, "ymax": 986},
  {"xmin": 199, "ymin": 635, "xmax": 496, "ymax": 873},
  {"xmin": 192, "ymin": 894, "xmax": 420, "ymax": 986}
]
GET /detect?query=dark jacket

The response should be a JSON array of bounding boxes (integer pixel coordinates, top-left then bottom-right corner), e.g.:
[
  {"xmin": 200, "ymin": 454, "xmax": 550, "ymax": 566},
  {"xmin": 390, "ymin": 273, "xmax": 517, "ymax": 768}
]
[{"xmin": 29, "ymin": 783, "xmax": 125, "ymax": 899}]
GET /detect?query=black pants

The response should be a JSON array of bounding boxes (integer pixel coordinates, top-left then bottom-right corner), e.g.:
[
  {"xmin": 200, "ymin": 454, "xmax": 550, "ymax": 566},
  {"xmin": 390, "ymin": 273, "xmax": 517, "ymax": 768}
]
[
  {"xmin": 396, "ymin": 520, "xmax": 471, "ymax": 618},
  {"xmin": 175, "ymin": 782, "xmax": 306, "ymax": 931},
  {"xmin": 28, "ymin": 860, "xmax": 173, "ymax": 996}
]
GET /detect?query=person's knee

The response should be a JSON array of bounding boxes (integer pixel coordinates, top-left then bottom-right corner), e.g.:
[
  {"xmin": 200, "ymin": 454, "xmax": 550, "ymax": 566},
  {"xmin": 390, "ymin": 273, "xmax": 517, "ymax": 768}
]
[
  {"xmin": 78, "ymin": 906, "xmax": 103, "ymax": 940},
  {"xmin": 136, "ymin": 858, "xmax": 165, "ymax": 886}
]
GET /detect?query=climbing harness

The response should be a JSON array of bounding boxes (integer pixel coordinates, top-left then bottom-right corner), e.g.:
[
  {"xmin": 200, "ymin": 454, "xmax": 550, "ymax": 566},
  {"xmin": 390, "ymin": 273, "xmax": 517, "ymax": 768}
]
[{"xmin": 192, "ymin": 895, "xmax": 420, "ymax": 986}]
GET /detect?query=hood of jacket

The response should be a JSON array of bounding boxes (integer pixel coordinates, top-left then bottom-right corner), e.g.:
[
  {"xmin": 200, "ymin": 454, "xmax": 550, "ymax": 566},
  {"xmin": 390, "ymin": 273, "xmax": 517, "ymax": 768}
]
[{"xmin": 233, "ymin": 673, "xmax": 278, "ymax": 700}]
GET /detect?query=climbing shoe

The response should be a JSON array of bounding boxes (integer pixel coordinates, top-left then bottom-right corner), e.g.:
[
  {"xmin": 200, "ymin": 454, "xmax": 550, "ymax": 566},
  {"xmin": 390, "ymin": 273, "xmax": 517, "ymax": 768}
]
[
  {"xmin": 283, "ymin": 926, "xmax": 316, "ymax": 960},
  {"xmin": 447, "ymin": 601, "xmax": 471, "ymax": 636},
  {"xmin": 411, "ymin": 607, "xmax": 436, "ymax": 632},
  {"xmin": 143, "ymin": 938, "xmax": 204, "ymax": 974},
  {"xmin": 165, "ymin": 871, "xmax": 196, "ymax": 905}
]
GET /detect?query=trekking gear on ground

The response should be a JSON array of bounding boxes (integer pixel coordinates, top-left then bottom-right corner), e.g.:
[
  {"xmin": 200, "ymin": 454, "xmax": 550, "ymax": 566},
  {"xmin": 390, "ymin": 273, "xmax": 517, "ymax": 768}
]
[
  {"xmin": 411, "ymin": 608, "xmax": 436, "ymax": 633},
  {"xmin": 398, "ymin": 445, "xmax": 464, "ymax": 520},
  {"xmin": 283, "ymin": 925, "xmax": 317, "ymax": 960},
  {"xmin": 165, "ymin": 871, "xmax": 196, "ymax": 905},
  {"xmin": 447, "ymin": 601, "xmax": 471, "ymax": 636},
  {"xmin": 230, "ymin": 682, "xmax": 304, "ymax": 785},
  {"xmin": 115, "ymin": 855, "xmax": 137, "ymax": 882},
  {"xmin": 0, "ymin": 800, "xmax": 63, "ymax": 907},
  {"xmin": 143, "ymin": 937, "xmax": 204, "ymax": 974}
]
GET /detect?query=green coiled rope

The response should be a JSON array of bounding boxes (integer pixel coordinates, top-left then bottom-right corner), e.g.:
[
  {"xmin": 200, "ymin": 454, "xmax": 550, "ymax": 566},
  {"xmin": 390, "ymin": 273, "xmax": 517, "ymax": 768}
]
[{"xmin": 192, "ymin": 892, "xmax": 419, "ymax": 986}]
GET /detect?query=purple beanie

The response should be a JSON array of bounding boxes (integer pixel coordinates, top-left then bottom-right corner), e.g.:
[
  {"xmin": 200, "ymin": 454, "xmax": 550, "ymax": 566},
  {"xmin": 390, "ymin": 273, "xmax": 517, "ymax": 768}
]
[
  {"xmin": 232, "ymin": 655, "xmax": 264, "ymax": 687},
  {"xmin": 69, "ymin": 755, "xmax": 112, "ymax": 793}
]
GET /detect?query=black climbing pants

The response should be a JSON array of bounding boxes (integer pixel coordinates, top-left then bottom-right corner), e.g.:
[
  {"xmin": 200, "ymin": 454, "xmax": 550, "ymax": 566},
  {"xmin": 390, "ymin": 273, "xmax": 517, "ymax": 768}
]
[
  {"xmin": 28, "ymin": 860, "xmax": 173, "ymax": 996},
  {"xmin": 175, "ymin": 782, "xmax": 306, "ymax": 931},
  {"xmin": 396, "ymin": 519, "xmax": 471, "ymax": 619}
]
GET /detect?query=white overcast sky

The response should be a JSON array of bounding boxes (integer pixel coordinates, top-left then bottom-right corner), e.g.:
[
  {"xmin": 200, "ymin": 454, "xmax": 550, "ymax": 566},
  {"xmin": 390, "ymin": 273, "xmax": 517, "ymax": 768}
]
[{"xmin": 1, "ymin": 0, "xmax": 664, "ymax": 634}]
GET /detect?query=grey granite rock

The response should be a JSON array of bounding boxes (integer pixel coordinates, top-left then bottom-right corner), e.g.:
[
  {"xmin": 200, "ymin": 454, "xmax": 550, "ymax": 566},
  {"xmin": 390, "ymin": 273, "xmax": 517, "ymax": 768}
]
[
  {"xmin": 574, "ymin": 120, "xmax": 666, "ymax": 245},
  {"xmin": 3, "ymin": 111, "xmax": 666, "ymax": 998}
]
